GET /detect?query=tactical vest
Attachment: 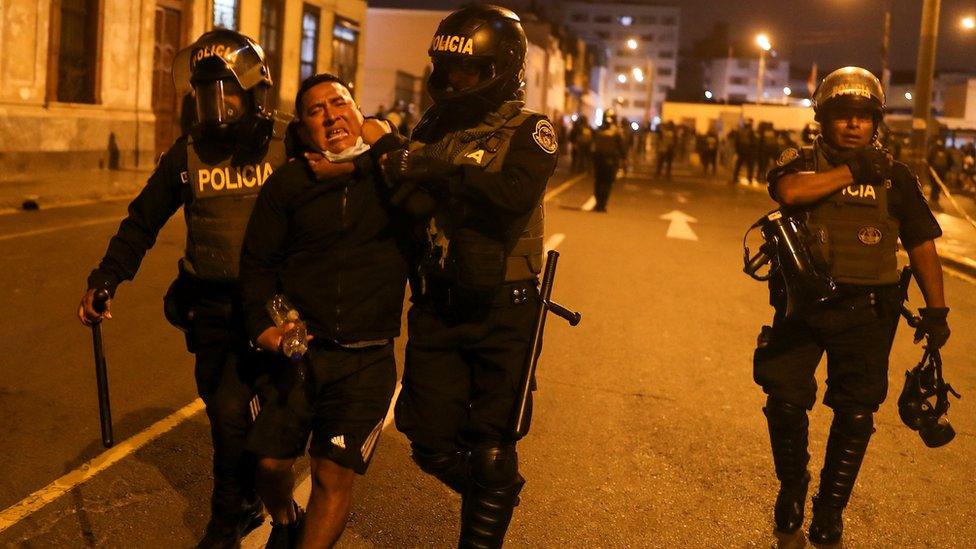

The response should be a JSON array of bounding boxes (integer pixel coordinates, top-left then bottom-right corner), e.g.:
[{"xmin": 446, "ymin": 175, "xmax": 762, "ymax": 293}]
[
  {"xmin": 184, "ymin": 116, "xmax": 289, "ymax": 281},
  {"xmin": 798, "ymin": 144, "xmax": 900, "ymax": 285},
  {"xmin": 412, "ymin": 101, "xmax": 545, "ymax": 284}
]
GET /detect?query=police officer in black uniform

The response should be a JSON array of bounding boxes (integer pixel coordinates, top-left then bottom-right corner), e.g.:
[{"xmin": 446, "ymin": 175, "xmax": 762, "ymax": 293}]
[
  {"xmin": 78, "ymin": 30, "xmax": 293, "ymax": 548},
  {"xmin": 755, "ymin": 67, "xmax": 951, "ymax": 545},
  {"xmin": 592, "ymin": 110, "xmax": 628, "ymax": 211},
  {"xmin": 380, "ymin": 5, "xmax": 557, "ymax": 548}
]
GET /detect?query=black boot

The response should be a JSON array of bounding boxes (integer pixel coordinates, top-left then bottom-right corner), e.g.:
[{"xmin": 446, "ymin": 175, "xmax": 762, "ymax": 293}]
[
  {"xmin": 459, "ymin": 446, "xmax": 524, "ymax": 549},
  {"xmin": 809, "ymin": 410, "xmax": 874, "ymax": 545},
  {"xmin": 764, "ymin": 398, "xmax": 811, "ymax": 534}
]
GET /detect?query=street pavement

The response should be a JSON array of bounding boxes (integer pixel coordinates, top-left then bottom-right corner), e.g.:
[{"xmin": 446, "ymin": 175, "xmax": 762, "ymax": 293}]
[{"xmin": 0, "ymin": 161, "xmax": 974, "ymax": 548}]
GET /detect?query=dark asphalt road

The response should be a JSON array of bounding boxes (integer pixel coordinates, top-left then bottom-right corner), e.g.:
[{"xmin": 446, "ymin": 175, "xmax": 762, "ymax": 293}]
[{"xmin": 1, "ymin": 164, "xmax": 973, "ymax": 548}]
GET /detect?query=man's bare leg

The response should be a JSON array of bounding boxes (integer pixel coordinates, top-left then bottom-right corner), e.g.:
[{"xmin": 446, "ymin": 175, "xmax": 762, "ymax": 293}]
[
  {"xmin": 300, "ymin": 458, "xmax": 356, "ymax": 548},
  {"xmin": 257, "ymin": 457, "xmax": 299, "ymax": 524}
]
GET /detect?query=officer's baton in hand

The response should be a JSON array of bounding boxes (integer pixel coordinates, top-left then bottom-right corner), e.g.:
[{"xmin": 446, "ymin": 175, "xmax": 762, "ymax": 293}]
[
  {"xmin": 511, "ymin": 250, "xmax": 581, "ymax": 441},
  {"xmin": 91, "ymin": 289, "xmax": 114, "ymax": 447}
]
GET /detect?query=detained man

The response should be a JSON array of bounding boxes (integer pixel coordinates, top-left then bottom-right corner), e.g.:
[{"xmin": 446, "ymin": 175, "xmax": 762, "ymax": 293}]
[{"xmin": 238, "ymin": 73, "xmax": 408, "ymax": 548}]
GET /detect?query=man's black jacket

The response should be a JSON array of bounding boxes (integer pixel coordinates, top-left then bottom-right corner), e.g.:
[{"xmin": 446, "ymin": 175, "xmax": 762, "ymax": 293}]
[{"xmin": 239, "ymin": 145, "xmax": 409, "ymax": 343}]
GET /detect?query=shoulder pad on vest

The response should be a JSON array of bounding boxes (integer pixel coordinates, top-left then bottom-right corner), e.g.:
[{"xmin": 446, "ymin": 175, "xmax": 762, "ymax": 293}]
[
  {"xmin": 505, "ymin": 108, "xmax": 539, "ymax": 129},
  {"xmin": 799, "ymin": 145, "xmax": 816, "ymax": 170},
  {"xmin": 271, "ymin": 111, "xmax": 293, "ymax": 141}
]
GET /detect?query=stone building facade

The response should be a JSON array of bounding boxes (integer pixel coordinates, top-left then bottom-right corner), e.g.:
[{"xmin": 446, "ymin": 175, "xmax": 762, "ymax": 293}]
[{"xmin": 0, "ymin": 0, "xmax": 366, "ymax": 180}]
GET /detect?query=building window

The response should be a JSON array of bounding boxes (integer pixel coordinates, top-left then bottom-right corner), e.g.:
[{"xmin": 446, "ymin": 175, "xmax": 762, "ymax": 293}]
[
  {"xmin": 596, "ymin": 30, "xmax": 610, "ymax": 40},
  {"xmin": 299, "ymin": 4, "xmax": 320, "ymax": 84},
  {"xmin": 767, "ymin": 60, "xmax": 779, "ymax": 70},
  {"xmin": 659, "ymin": 50, "xmax": 674, "ymax": 59},
  {"xmin": 594, "ymin": 15, "xmax": 611, "ymax": 23},
  {"xmin": 331, "ymin": 17, "xmax": 359, "ymax": 91},
  {"xmin": 657, "ymin": 67, "xmax": 672, "ymax": 76},
  {"xmin": 260, "ymin": 0, "xmax": 284, "ymax": 107},
  {"xmin": 617, "ymin": 83, "xmax": 631, "ymax": 91},
  {"xmin": 395, "ymin": 70, "xmax": 416, "ymax": 106},
  {"xmin": 641, "ymin": 33, "xmax": 654, "ymax": 42},
  {"xmin": 570, "ymin": 13, "xmax": 588, "ymax": 22},
  {"xmin": 737, "ymin": 60, "xmax": 750, "ymax": 69},
  {"xmin": 633, "ymin": 100, "xmax": 647, "ymax": 109},
  {"xmin": 49, "ymin": 0, "xmax": 100, "ymax": 103},
  {"xmin": 213, "ymin": 0, "xmax": 239, "ymax": 30},
  {"xmin": 657, "ymin": 85, "xmax": 670, "ymax": 93},
  {"xmin": 662, "ymin": 16, "xmax": 676, "ymax": 26},
  {"xmin": 730, "ymin": 76, "xmax": 747, "ymax": 85},
  {"xmin": 638, "ymin": 15, "xmax": 657, "ymax": 24}
]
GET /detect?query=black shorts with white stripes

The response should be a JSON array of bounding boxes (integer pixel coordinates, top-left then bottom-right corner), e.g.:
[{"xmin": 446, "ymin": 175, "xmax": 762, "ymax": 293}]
[{"xmin": 246, "ymin": 341, "xmax": 396, "ymax": 474}]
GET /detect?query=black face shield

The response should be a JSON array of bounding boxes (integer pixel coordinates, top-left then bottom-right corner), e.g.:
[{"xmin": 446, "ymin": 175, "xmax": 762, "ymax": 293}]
[{"xmin": 194, "ymin": 78, "xmax": 247, "ymax": 128}]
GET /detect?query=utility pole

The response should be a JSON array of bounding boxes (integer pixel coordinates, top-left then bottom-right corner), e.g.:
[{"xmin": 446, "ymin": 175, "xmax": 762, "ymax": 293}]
[
  {"xmin": 911, "ymin": 0, "xmax": 940, "ymax": 163},
  {"xmin": 881, "ymin": 0, "xmax": 892, "ymax": 96}
]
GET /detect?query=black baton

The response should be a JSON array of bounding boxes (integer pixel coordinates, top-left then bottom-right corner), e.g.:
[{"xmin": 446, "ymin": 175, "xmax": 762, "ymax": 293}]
[
  {"xmin": 91, "ymin": 289, "xmax": 114, "ymax": 447},
  {"xmin": 510, "ymin": 250, "xmax": 581, "ymax": 440}
]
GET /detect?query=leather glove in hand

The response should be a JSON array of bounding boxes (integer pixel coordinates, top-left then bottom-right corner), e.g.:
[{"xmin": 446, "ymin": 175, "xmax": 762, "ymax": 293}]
[
  {"xmin": 914, "ymin": 307, "xmax": 950, "ymax": 349},
  {"xmin": 380, "ymin": 149, "xmax": 459, "ymax": 194},
  {"xmin": 845, "ymin": 147, "xmax": 892, "ymax": 183}
]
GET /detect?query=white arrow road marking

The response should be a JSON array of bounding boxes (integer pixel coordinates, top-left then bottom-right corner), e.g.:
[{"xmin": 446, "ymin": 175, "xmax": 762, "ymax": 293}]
[
  {"xmin": 659, "ymin": 210, "xmax": 698, "ymax": 241},
  {"xmin": 580, "ymin": 196, "xmax": 596, "ymax": 211},
  {"xmin": 545, "ymin": 233, "xmax": 565, "ymax": 252}
]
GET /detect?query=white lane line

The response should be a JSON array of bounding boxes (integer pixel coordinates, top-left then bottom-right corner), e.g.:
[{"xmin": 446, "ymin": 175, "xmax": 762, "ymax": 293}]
[
  {"xmin": 0, "ymin": 217, "xmax": 121, "ymax": 242},
  {"xmin": 580, "ymin": 196, "xmax": 596, "ymax": 211},
  {"xmin": 545, "ymin": 233, "xmax": 565, "ymax": 252},
  {"xmin": 0, "ymin": 398, "xmax": 206, "ymax": 533},
  {"xmin": 544, "ymin": 173, "xmax": 586, "ymax": 202},
  {"xmin": 242, "ymin": 383, "xmax": 403, "ymax": 548}
]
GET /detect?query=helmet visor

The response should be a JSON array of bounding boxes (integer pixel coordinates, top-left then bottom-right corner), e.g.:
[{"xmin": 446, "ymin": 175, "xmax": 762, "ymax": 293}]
[{"xmin": 194, "ymin": 79, "xmax": 246, "ymax": 126}]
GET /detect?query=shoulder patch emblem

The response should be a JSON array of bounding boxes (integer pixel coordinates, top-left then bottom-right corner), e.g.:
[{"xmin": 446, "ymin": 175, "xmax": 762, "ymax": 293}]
[
  {"xmin": 180, "ymin": 171, "xmax": 190, "ymax": 184},
  {"xmin": 532, "ymin": 119, "xmax": 558, "ymax": 154},
  {"xmin": 777, "ymin": 148, "xmax": 799, "ymax": 167}
]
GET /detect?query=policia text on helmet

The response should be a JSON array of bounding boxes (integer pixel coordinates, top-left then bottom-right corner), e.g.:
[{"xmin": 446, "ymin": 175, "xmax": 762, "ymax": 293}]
[
  {"xmin": 413, "ymin": 5, "xmax": 526, "ymax": 140},
  {"xmin": 173, "ymin": 29, "xmax": 276, "ymax": 148}
]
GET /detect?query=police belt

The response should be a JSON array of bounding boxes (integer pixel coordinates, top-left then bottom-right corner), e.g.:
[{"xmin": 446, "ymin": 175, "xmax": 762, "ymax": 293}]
[
  {"xmin": 822, "ymin": 283, "xmax": 902, "ymax": 310},
  {"xmin": 420, "ymin": 279, "xmax": 539, "ymax": 310}
]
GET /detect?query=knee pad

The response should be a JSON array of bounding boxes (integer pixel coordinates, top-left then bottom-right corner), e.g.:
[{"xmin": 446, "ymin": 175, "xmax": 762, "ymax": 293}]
[
  {"xmin": 764, "ymin": 397, "xmax": 809, "ymax": 429},
  {"xmin": 832, "ymin": 409, "xmax": 874, "ymax": 438},
  {"xmin": 411, "ymin": 445, "xmax": 470, "ymax": 494},
  {"xmin": 470, "ymin": 446, "xmax": 523, "ymax": 491}
]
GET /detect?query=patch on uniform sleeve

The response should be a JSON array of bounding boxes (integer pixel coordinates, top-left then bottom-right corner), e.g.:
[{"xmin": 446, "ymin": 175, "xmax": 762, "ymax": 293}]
[
  {"xmin": 180, "ymin": 171, "xmax": 189, "ymax": 184},
  {"xmin": 776, "ymin": 147, "xmax": 799, "ymax": 167},
  {"xmin": 532, "ymin": 119, "xmax": 558, "ymax": 154}
]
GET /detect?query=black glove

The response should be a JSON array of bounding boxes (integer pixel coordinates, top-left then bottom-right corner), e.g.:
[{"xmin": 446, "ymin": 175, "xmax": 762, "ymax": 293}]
[
  {"xmin": 380, "ymin": 149, "xmax": 459, "ymax": 194},
  {"xmin": 845, "ymin": 147, "xmax": 892, "ymax": 183},
  {"xmin": 914, "ymin": 307, "xmax": 950, "ymax": 349}
]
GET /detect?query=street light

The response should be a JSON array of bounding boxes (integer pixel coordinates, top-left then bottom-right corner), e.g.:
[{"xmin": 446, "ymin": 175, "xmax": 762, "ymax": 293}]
[
  {"xmin": 626, "ymin": 38, "xmax": 639, "ymax": 50},
  {"xmin": 632, "ymin": 67, "xmax": 644, "ymax": 83},
  {"xmin": 617, "ymin": 73, "xmax": 628, "ymax": 84},
  {"xmin": 905, "ymin": 91, "xmax": 913, "ymax": 100},
  {"xmin": 755, "ymin": 33, "xmax": 772, "ymax": 104},
  {"xmin": 963, "ymin": 16, "xmax": 976, "ymax": 30},
  {"xmin": 704, "ymin": 90, "xmax": 713, "ymax": 99},
  {"xmin": 783, "ymin": 86, "xmax": 792, "ymax": 96}
]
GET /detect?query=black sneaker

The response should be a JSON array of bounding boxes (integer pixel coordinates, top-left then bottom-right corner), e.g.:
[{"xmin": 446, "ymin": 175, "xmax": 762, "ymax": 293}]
[{"xmin": 265, "ymin": 503, "xmax": 304, "ymax": 549}]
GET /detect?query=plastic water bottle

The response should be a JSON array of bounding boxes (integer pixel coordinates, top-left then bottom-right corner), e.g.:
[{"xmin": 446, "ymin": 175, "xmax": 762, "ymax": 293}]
[{"xmin": 266, "ymin": 294, "xmax": 308, "ymax": 361}]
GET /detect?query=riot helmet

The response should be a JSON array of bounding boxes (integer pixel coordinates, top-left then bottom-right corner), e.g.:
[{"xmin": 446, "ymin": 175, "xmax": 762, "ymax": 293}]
[
  {"xmin": 601, "ymin": 109, "xmax": 617, "ymax": 128},
  {"xmin": 812, "ymin": 67, "xmax": 885, "ymax": 126},
  {"xmin": 426, "ymin": 5, "xmax": 527, "ymax": 111},
  {"xmin": 173, "ymin": 30, "xmax": 275, "ymax": 144}
]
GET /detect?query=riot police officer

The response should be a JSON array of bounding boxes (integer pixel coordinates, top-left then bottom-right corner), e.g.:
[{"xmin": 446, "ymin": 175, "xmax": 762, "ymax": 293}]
[
  {"xmin": 755, "ymin": 67, "xmax": 950, "ymax": 545},
  {"xmin": 593, "ymin": 110, "xmax": 628, "ymax": 211},
  {"xmin": 381, "ymin": 5, "xmax": 557, "ymax": 547},
  {"xmin": 77, "ymin": 30, "xmax": 293, "ymax": 548}
]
